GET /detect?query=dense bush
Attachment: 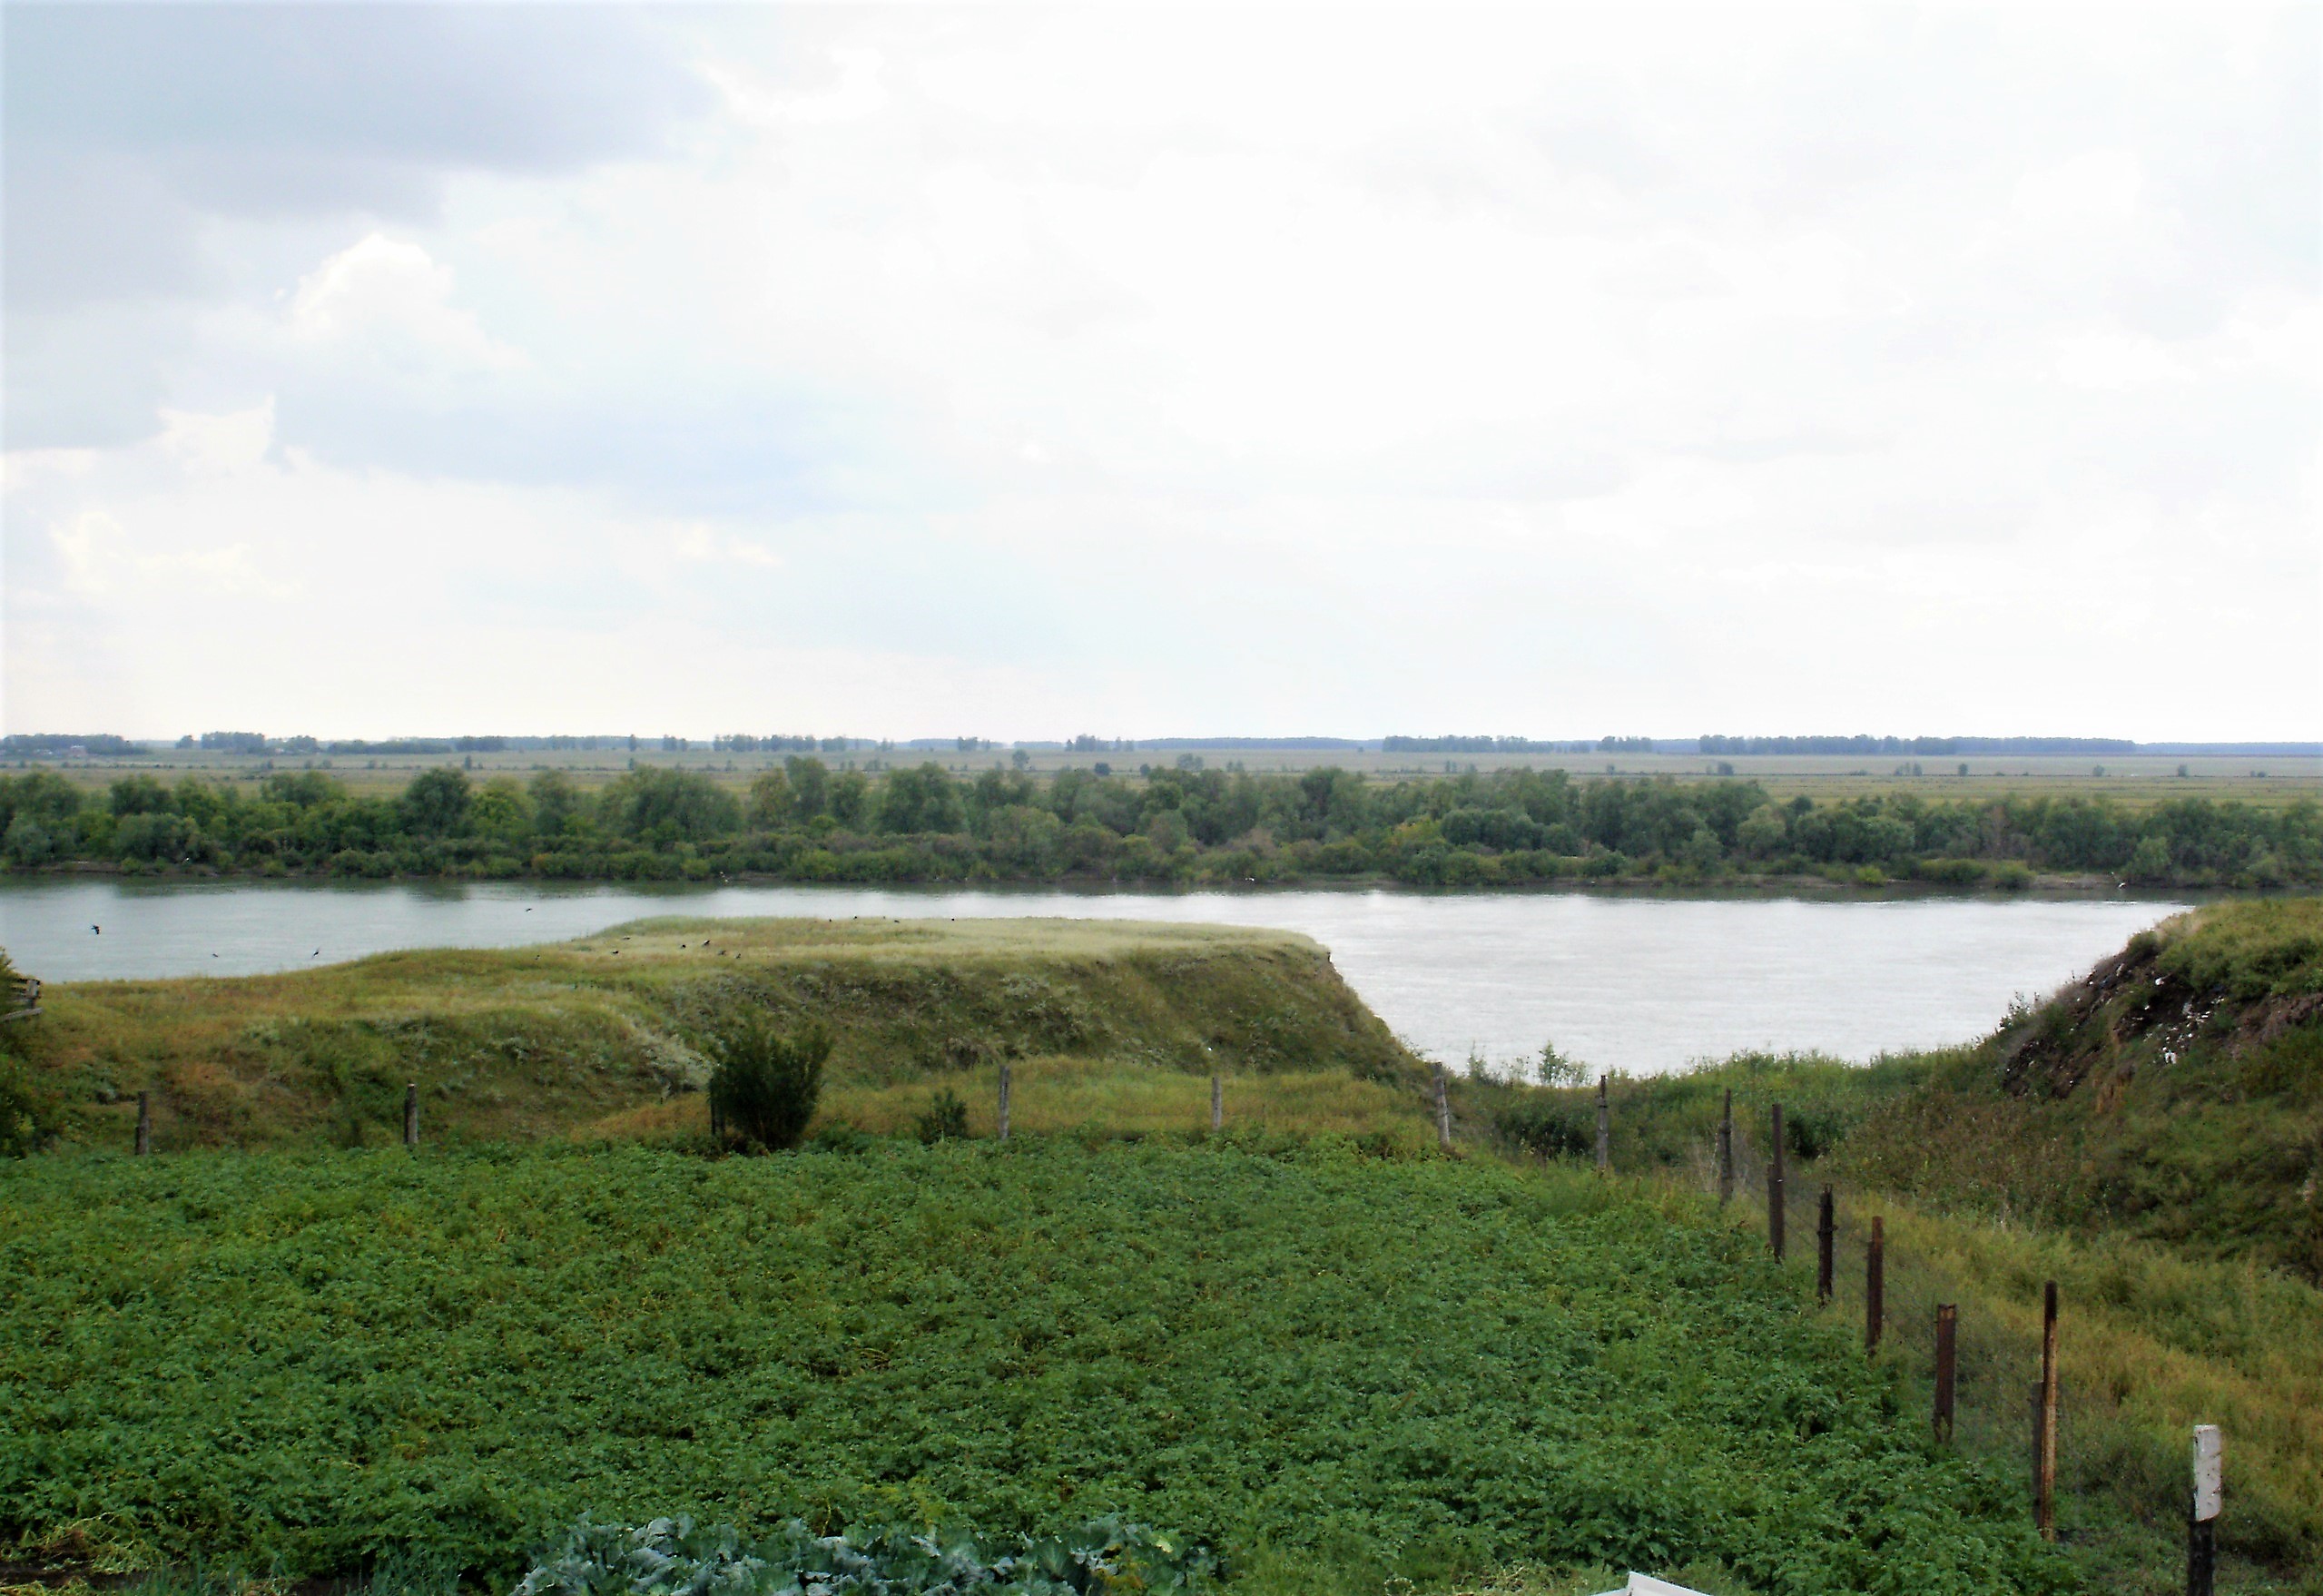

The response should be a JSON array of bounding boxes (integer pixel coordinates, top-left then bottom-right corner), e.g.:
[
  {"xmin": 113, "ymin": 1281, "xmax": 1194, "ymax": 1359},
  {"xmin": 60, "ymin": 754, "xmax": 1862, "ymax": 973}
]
[
  {"xmin": 709, "ymin": 1021, "xmax": 831, "ymax": 1151},
  {"xmin": 4, "ymin": 760, "xmax": 2314, "ymax": 889}
]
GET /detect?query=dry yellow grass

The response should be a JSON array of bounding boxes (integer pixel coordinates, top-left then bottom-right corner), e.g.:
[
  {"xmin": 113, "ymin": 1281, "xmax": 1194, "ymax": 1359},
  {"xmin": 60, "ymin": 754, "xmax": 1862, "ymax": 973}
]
[{"xmin": 581, "ymin": 1054, "xmax": 1435, "ymax": 1148}]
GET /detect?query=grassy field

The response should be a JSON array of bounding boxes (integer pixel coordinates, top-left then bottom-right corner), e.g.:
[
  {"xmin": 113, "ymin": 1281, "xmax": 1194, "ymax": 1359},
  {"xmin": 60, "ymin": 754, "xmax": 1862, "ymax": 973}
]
[
  {"xmin": 10, "ymin": 918, "xmax": 1420, "ymax": 1152},
  {"xmin": 0, "ymin": 1141, "xmax": 2072, "ymax": 1596},
  {"xmin": 28, "ymin": 747, "xmax": 2323, "ymax": 810}
]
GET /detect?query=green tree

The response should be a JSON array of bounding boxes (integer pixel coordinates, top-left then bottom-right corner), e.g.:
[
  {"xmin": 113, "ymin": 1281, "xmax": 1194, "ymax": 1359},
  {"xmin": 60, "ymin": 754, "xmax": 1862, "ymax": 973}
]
[
  {"xmin": 748, "ymin": 769, "xmax": 794, "ymax": 829},
  {"xmin": 784, "ymin": 756, "xmax": 831, "ymax": 821},
  {"xmin": 399, "ymin": 767, "xmax": 473, "ymax": 836},
  {"xmin": 597, "ymin": 768, "xmax": 740, "ymax": 844},
  {"xmin": 828, "ymin": 771, "xmax": 871, "ymax": 830},
  {"xmin": 108, "ymin": 774, "xmax": 172, "ymax": 816},
  {"xmin": 469, "ymin": 778, "xmax": 534, "ymax": 844},
  {"xmin": 528, "ymin": 770, "xmax": 583, "ymax": 837}
]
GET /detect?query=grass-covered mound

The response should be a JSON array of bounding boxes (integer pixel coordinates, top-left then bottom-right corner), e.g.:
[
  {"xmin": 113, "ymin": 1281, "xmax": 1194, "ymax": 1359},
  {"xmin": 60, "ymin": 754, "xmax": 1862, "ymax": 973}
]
[
  {"xmin": 0, "ymin": 1140, "xmax": 2067, "ymax": 1596},
  {"xmin": 1836, "ymin": 897, "xmax": 2323, "ymax": 1279},
  {"xmin": 11, "ymin": 919, "xmax": 1420, "ymax": 1152}
]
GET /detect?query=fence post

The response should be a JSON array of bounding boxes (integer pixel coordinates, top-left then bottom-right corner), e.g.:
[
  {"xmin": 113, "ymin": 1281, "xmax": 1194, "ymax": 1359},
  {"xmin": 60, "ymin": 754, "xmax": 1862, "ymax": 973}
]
[
  {"xmin": 1816, "ymin": 1185, "xmax": 1836, "ymax": 1299},
  {"xmin": 135, "ymin": 1091, "xmax": 152, "ymax": 1157},
  {"xmin": 1211, "ymin": 1074, "xmax": 1223, "ymax": 1132},
  {"xmin": 1432, "ymin": 1062, "xmax": 1452, "ymax": 1153},
  {"xmin": 1718, "ymin": 1088, "xmax": 1734, "ymax": 1205},
  {"xmin": 1934, "ymin": 1304, "xmax": 1958, "ymax": 1443},
  {"xmin": 403, "ymin": 1083, "xmax": 419, "ymax": 1148},
  {"xmin": 1595, "ymin": 1076, "xmax": 1610, "ymax": 1173},
  {"xmin": 998, "ymin": 1062, "xmax": 1012, "ymax": 1142},
  {"xmin": 1865, "ymin": 1217, "xmax": 1885, "ymax": 1354},
  {"xmin": 2189, "ymin": 1424, "xmax": 2220, "ymax": 1596},
  {"xmin": 2036, "ymin": 1280, "xmax": 2060, "ymax": 1541},
  {"xmin": 1767, "ymin": 1102, "xmax": 1787, "ymax": 1259}
]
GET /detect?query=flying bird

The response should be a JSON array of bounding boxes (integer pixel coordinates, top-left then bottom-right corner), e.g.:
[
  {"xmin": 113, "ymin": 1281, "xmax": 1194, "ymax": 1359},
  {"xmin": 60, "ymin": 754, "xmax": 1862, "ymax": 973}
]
[{"xmin": 92, "ymin": 925, "xmax": 101, "ymax": 934}]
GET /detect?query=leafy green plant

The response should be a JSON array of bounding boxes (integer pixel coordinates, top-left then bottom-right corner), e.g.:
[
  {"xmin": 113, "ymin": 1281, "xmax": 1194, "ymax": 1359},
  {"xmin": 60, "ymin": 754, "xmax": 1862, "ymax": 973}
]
[
  {"xmin": 515, "ymin": 1512, "xmax": 1216, "ymax": 1596},
  {"xmin": 0, "ymin": 1141, "xmax": 2077, "ymax": 1593},
  {"xmin": 708, "ymin": 1020, "xmax": 831, "ymax": 1151}
]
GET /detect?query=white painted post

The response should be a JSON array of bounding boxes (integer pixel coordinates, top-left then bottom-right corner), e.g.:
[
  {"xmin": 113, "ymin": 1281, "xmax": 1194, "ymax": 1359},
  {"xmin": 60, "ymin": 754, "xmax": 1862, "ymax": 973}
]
[
  {"xmin": 2189, "ymin": 1424, "xmax": 2221, "ymax": 1596},
  {"xmin": 1432, "ymin": 1062, "xmax": 1452, "ymax": 1152}
]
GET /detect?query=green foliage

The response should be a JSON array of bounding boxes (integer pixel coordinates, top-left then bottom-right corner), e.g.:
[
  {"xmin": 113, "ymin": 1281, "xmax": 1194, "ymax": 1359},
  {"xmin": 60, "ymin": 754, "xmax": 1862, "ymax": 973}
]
[
  {"xmin": 516, "ymin": 1512, "xmax": 1216, "ymax": 1596},
  {"xmin": 914, "ymin": 1086, "xmax": 970, "ymax": 1143},
  {"xmin": 0, "ymin": 1143, "xmax": 2070, "ymax": 1594},
  {"xmin": 708, "ymin": 1020, "xmax": 831, "ymax": 1151},
  {"xmin": 6, "ymin": 763, "xmax": 2314, "ymax": 888}
]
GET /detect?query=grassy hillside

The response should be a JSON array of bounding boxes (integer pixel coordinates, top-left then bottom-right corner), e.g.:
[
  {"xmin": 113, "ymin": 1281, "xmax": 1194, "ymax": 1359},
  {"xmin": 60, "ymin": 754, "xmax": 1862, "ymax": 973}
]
[
  {"xmin": 0, "ymin": 1141, "xmax": 2071, "ymax": 1596},
  {"xmin": 7, "ymin": 918, "xmax": 1423, "ymax": 1153},
  {"xmin": 1836, "ymin": 897, "xmax": 2323, "ymax": 1278}
]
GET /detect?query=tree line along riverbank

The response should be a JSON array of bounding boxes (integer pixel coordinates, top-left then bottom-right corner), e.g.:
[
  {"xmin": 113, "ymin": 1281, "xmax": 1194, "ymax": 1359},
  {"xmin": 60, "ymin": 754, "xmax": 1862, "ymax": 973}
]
[{"xmin": 1, "ymin": 761, "xmax": 2314, "ymax": 890}]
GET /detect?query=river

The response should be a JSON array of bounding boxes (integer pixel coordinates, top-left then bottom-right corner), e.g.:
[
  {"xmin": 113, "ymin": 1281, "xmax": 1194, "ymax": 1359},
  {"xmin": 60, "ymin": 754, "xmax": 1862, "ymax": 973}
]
[{"xmin": 0, "ymin": 880, "xmax": 2187, "ymax": 1076}]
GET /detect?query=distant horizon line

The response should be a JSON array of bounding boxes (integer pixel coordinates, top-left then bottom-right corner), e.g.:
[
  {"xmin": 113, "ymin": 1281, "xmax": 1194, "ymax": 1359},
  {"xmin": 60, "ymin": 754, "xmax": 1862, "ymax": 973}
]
[{"xmin": 7, "ymin": 732, "xmax": 2319, "ymax": 760}]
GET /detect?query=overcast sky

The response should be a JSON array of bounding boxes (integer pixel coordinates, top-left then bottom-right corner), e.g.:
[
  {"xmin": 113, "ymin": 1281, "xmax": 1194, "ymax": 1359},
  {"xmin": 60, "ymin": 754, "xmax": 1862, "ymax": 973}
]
[{"xmin": 5, "ymin": 4, "xmax": 2316, "ymax": 742}]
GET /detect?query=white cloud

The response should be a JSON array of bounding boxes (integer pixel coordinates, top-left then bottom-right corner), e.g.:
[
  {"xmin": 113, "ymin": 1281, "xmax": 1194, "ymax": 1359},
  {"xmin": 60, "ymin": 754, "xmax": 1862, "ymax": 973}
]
[{"xmin": 284, "ymin": 233, "xmax": 523, "ymax": 371}]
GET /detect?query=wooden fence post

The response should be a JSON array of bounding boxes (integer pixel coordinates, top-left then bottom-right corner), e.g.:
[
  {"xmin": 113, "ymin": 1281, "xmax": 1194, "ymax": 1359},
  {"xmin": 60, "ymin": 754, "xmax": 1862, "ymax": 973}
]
[
  {"xmin": 1718, "ymin": 1088, "xmax": 1734, "ymax": 1205},
  {"xmin": 1595, "ymin": 1076, "xmax": 1610, "ymax": 1173},
  {"xmin": 1934, "ymin": 1304, "xmax": 1958, "ymax": 1443},
  {"xmin": 1211, "ymin": 1074, "xmax": 1223, "ymax": 1132},
  {"xmin": 1432, "ymin": 1062, "xmax": 1452, "ymax": 1153},
  {"xmin": 135, "ymin": 1091, "xmax": 151, "ymax": 1157},
  {"xmin": 2036, "ymin": 1280, "xmax": 2060, "ymax": 1541},
  {"xmin": 1767, "ymin": 1102, "xmax": 1787, "ymax": 1259},
  {"xmin": 1816, "ymin": 1185, "xmax": 1836, "ymax": 1300},
  {"xmin": 997, "ymin": 1062, "xmax": 1011, "ymax": 1142},
  {"xmin": 1865, "ymin": 1217, "xmax": 1885, "ymax": 1354},
  {"xmin": 403, "ymin": 1083, "xmax": 419, "ymax": 1148},
  {"xmin": 2189, "ymin": 1424, "xmax": 2220, "ymax": 1596}
]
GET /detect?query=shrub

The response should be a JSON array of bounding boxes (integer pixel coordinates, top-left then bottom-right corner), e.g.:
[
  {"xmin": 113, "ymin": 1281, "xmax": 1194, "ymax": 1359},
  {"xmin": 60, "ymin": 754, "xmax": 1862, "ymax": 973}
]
[
  {"xmin": 707, "ymin": 1020, "xmax": 831, "ymax": 1151},
  {"xmin": 915, "ymin": 1087, "xmax": 970, "ymax": 1144}
]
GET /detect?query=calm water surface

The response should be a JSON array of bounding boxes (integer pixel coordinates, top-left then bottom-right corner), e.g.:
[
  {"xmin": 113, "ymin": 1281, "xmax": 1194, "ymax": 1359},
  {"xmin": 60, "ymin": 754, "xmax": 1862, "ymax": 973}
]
[{"xmin": 0, "ymin": 880, "xmax": 2186, "ymax": 1075}]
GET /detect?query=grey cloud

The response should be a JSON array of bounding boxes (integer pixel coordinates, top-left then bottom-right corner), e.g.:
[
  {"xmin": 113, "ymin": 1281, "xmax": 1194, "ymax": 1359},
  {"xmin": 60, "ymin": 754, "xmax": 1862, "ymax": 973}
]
[{"xmin": 5, "ymin": 4, "xmax": 709, "ymax": 444}]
